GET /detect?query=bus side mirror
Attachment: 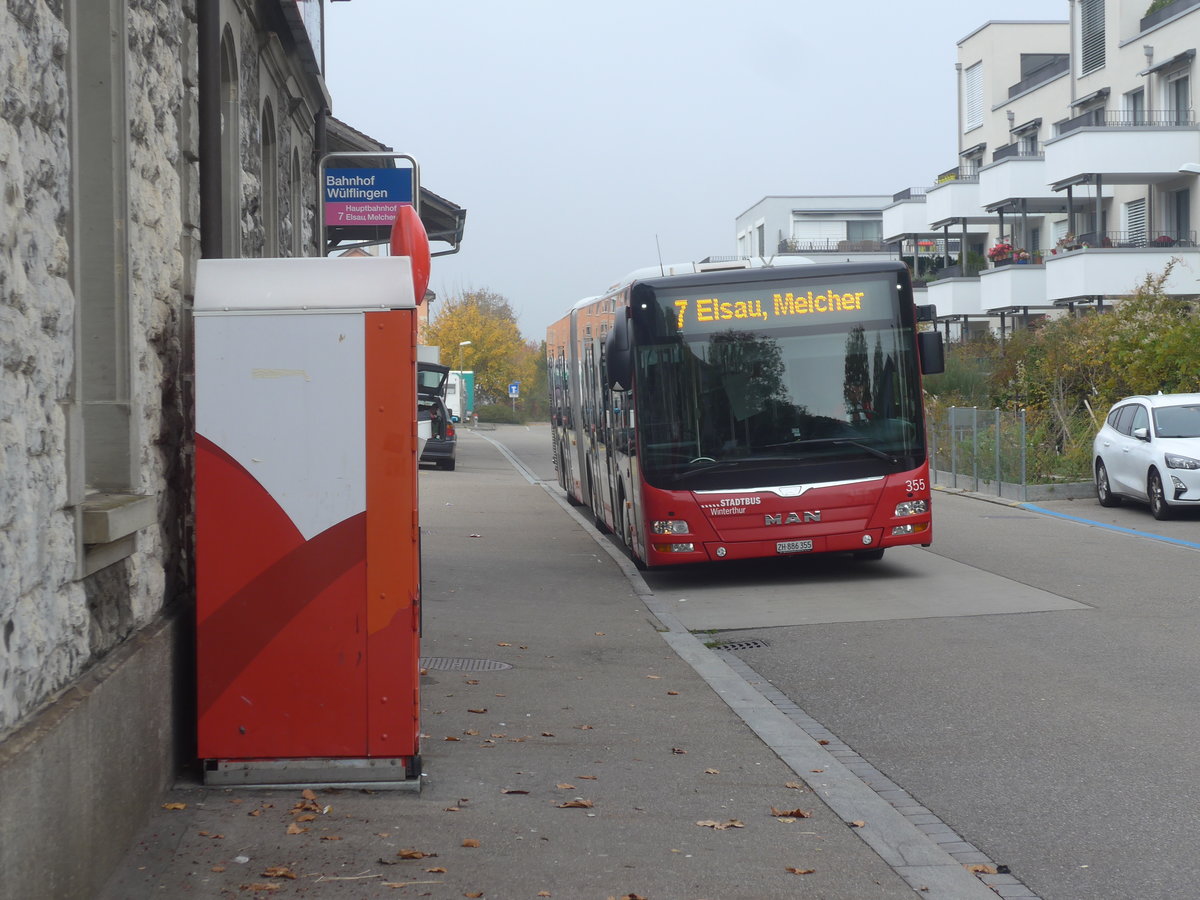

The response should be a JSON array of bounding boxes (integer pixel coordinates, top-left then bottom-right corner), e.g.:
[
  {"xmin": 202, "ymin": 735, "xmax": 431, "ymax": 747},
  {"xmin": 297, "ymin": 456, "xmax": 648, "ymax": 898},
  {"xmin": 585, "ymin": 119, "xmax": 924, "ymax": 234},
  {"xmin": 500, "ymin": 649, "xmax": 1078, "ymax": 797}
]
[
  {"xmin": 605, "ymin": 308, "xmax": 632, "ymax": 391},
  {"xmin": 918, "ymin": 331, "xmax": 944, "ymax": 375},
  {"xmin": 915, "ymin": 304, "xmax": 937, "ymax": 322}
]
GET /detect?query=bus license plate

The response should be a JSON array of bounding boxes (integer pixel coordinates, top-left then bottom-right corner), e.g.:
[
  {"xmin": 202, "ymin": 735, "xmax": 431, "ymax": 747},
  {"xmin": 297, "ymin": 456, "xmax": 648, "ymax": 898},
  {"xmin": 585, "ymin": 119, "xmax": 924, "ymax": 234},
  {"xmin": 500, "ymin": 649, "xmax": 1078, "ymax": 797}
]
[{"xmin": 776, "ymin": 540, "xmax": 813, "ymax": 554}]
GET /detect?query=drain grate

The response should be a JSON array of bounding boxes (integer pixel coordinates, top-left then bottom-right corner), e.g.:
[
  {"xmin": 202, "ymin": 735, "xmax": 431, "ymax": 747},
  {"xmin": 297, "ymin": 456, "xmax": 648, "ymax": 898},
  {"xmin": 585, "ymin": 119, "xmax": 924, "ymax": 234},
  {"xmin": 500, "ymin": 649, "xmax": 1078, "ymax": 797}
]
[
  {"xmin": 420, "ymin": 657, "xmax": 514, "ymax": 672},
  {"xmin": 710, "ymin": 639, "xmax": 770, "ymax": 652}
]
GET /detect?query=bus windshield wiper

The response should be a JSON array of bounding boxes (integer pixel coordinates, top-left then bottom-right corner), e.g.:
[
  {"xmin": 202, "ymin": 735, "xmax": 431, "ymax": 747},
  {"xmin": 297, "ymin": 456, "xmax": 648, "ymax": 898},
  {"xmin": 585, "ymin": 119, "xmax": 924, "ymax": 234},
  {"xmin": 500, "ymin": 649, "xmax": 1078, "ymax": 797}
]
[
  {"xmin": 670, "ymin": 456, "xmax": 802, "ymax": 480},
  {"xmin": 764, "ymin": 438, "xmax": 900, "ymax": 464}
]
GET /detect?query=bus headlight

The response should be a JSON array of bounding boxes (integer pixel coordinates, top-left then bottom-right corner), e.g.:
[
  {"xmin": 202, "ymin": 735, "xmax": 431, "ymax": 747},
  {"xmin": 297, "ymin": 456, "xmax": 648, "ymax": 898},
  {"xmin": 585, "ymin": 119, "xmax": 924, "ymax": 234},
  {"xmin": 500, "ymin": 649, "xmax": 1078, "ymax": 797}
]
[
  {"xmin": 652, "ymin": 542, "xmax": 696, "ymax": 553},
  {"xmin": 894, "ymin": 499, "xmax": 928, "ymax": 517},
  {"xmin": 651, "ymin": 520, "xmax": 690, "ymax": 534}
]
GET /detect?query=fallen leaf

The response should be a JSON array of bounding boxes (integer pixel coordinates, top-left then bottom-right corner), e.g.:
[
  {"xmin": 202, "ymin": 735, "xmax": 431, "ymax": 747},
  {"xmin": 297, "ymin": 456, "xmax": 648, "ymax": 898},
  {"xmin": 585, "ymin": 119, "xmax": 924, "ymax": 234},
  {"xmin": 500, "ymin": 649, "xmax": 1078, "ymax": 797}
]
[
  {"xmin": 771, "ymin": 807, "xmax": 812, "ymax": 819},
  {"xmin": 162, "ymin": 802, "xmax": 187, "ymax": 810},
  {"xmin": 965, "ymin": 864, "xmax": 998, "ymax": 875},
  {"xmin": 295, "ymin": 813, "xmax": 317, "ymax": 822},
  {"xmin": 667, "ymin": 690, "xmax": 680, "ymax": 696},
  {"xmin": 469, "ymin": 533, "xmax": 482, "ymax": 538},
  {"xmin": 320, "ymin": 835, "xmax": 342, "ymax": 841},
  {"xmin": 538, "ymin": 893, "xmax": 551, "ymax": 898},
  {"xmin": 398, "ymin": 849, "xmax": 436, "ymax": 859},
  {"xmin": 261, "ymin": 867, "xmax": 296, "ymax": 879},
  {"xmin": 541, "ymin": 732, "xmax": 556, "ymax": 737},
  {"xmin": 785, "ymin": 782, "xmax": 805, "ymax": 790},
  {"xmin": 465, "ymin": 679, "xmax": 480, "ymax": 685},
  {"xmin": 646, "ymin": 675, "xmax": 661, "ymax": 679},
  {"xmin": 818, "ymin": 739, "xmax": 830, "ymax": 745},
  {"xmin": 248, "ymin": 809, "xmax": 263, "ymax": 817},
  {"xmin": 556, "ymin": 783, "xmax": 575, "ymax": 790},
  {"xmin": 466, "ymin": 893, "xmax": 484, "ymax": 899},
  {"xmin": 786, "ymin": 867, "xmax": 816, "ymax": 875},
  {"xmin": 595, "ymin": 632, "xmax": 606, "ymax": 636},
  {"xmin": 696, "ymin": 819, "xmax": 744, "ymax": 830},
  {"xmin": 444, "ymin": 806, "xmax": 460, "ymax": 812},
  {"xmin": 577, "ymin": 775, "xmax": 597, "ymax": 780},
  {"xmin": 849, "ymin": 820, "xmax": 866, "ymax": 828},
  {"xmin": 301, "ymin": 789, "xmax": 317, "ymax": 801},
  {"xmin": 577, "ymin": 724, "xmax": 594, "ymax": 730},
  {"xmin": 211, "ymin": 866, "xmax": 226, "ymax": 873},
  {"xmin": 501, "ymin": 789, "xmax": 529, "ymax": 794},
  {"xmin": 557, "ymin": 799, "xmax": 594, "ymax": 808},
  {"xmin": 671, "ymin": 747, "xmax": 687, "ymax": 754},
  {"xmin": 462, "ymin": 839, "xmax": 481, "ymax": 848},
  {"xmin": 467, "ymin": 708, "xmax": 487, "ymax": 714},
  {"xmin": 463, "ymin": 729, "xmax": 480, "ymax": 736},
  {"xmin": 240, "ymin": 885, "xmax": 280, "ymax": 893},
  {"xmin": 704, "ymin": 769, "xmax": 720, "ymax": 775},
  {"xmin": 444, "ymin": 736, "xmax": 461, "ymax": 741},
  {"xmin": 285, "ymin": 824, "xmax": 308, "ymax": 835},
  {"xmin": 426, "ymin": 867, "xmax": 448, "ymax": 873},
  {"xmin": 496, "ymin": 642, "xmax": 511, "ymax": 646}
]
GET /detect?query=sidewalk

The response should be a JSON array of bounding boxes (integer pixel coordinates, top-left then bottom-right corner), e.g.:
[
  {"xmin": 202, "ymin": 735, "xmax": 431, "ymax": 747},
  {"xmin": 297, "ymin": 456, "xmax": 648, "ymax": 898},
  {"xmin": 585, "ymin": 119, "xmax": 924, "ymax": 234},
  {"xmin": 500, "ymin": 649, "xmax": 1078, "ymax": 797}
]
[{"xmin": 101, "ymin": 435, "xmax": 968, "ymax": 899}]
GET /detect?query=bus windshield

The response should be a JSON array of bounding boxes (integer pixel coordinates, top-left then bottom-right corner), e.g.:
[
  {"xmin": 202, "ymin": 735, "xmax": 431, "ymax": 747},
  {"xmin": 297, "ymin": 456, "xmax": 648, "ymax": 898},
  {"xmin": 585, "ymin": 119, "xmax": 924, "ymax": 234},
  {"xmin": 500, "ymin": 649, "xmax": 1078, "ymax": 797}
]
[{"xmin": 631, "ymin": 271, "xmax": 926, "ymax": 491}]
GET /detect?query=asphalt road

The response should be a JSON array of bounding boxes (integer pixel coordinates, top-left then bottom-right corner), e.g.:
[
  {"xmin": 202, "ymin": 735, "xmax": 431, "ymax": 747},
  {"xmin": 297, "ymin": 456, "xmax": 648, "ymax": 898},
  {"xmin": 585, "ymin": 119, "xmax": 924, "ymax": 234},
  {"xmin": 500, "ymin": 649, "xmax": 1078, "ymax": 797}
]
[{"xmin": 475, "ymin": 423, "xmax": 1200, "ymax": 900}]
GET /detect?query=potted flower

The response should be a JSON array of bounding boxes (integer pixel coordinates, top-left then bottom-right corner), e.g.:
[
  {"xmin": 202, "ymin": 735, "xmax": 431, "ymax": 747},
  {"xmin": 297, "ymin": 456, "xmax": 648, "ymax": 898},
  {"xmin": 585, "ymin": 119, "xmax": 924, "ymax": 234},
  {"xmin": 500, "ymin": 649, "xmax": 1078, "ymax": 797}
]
[
  {"xmin": 1015, "ymin": 248, "xmax": 1031, "ymax": 264},
  {"xmin": 987, "ymin": 241, "xmax": 1014, "ymax": 265},
  {"xmin": 1055, "ymin": 233, "xmax": 1078, "ymax": 252},
  {"xmin": 1152, "ymin": 234, "xmax": 1177, "ymax": 247}
]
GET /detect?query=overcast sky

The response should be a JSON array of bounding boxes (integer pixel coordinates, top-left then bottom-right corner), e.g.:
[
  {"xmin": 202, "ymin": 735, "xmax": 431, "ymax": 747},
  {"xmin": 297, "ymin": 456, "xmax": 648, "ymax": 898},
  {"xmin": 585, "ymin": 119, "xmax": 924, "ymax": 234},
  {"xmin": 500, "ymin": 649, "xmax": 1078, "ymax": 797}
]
[{"xmin": 324, "ymin": 1, "xmax": 1063, "ymax": 341}]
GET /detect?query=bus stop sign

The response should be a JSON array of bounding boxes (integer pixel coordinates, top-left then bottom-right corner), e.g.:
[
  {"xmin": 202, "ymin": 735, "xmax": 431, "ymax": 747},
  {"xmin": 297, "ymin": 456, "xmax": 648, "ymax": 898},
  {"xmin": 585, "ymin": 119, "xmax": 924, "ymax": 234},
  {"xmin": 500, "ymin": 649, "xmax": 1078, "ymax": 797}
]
[{"xmin": 508, "ymin": 382, "xmax": 520, "ymax": 399}]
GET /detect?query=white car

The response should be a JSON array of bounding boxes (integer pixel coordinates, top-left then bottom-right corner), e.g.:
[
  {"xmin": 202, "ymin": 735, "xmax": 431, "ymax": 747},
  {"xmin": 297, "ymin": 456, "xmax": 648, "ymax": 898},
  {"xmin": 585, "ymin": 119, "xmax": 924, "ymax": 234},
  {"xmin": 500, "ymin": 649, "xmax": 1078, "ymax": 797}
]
[{"xmin": 1093, "ymin": 393, "xmax": 1200, "ymax": 519}]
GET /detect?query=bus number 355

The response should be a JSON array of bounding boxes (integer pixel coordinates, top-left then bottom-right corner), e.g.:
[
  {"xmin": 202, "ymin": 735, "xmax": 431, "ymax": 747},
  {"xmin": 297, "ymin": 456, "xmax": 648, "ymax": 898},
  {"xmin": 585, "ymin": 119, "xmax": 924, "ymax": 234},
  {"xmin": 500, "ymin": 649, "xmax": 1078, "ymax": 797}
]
[{"xmin": 905, "ymin": 479, "xmax": 927, "ymax": 493}]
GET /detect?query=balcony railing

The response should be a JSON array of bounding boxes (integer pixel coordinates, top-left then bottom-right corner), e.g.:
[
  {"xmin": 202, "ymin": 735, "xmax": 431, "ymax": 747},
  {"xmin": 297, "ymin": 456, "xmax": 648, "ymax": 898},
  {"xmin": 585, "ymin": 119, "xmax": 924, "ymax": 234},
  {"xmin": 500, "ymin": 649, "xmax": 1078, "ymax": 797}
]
[
  {"xmin": 892, "ymin": 187, "xmax": 927, "ymax": 202},
  {"xmin": 1057, "ymin": 108, "xmax": 1197, "ymax": 136},
  {"xmin": 1050, "ymin": 230, "xmax": 1197, "ymax": 251},
  {"xmin": 778, "ymin": 239, "xmax": 888, "ymax": 253},
  {"xmin": 1140, "ymin": 0, "xmax": 1200, "ymax": 31},
  {"xmin": 935, "ymin": 165, "xmax": 979, "ymax": 185},
  {"xmin": 992, "ymin": 142, "xmax": 1043, "ymax": 162},
  {"xmin": 1007, "ymin": 56, "xmax": 1069, "ymax": 99}
]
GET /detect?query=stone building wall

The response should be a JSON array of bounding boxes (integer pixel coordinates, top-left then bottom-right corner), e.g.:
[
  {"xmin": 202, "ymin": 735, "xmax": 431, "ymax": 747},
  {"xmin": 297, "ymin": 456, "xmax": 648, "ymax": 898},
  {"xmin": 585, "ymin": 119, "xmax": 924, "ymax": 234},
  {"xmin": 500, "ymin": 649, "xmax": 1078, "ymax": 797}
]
[{"xmin": 0, "ymin": 0, "xmax": 87, "ymax": 733}]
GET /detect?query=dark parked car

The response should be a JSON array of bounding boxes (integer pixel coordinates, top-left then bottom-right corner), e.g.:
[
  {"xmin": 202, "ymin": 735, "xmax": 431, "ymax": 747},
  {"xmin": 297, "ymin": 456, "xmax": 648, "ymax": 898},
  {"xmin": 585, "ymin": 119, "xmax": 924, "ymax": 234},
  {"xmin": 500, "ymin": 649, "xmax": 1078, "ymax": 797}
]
[{"xmin": 418, "ymin": 362, "xmax": 457, "ymax": 471}]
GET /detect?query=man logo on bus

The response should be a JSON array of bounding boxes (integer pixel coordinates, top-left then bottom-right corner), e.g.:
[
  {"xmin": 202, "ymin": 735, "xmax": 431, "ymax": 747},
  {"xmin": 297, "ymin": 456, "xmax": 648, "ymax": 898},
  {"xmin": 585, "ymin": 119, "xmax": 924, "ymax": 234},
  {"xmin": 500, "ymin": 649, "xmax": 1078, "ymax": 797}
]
[{"xmin": 765, "ymin": 511, "xmax": 821, "ymax": 525}]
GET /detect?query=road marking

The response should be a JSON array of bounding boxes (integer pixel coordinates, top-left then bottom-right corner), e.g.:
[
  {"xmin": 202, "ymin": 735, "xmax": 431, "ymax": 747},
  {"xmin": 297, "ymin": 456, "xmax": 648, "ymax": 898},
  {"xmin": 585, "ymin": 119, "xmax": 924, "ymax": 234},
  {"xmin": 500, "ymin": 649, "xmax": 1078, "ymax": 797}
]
[{"xmin": 1022, "ymin": 504, "xmax": 1200, "ymax": 550}]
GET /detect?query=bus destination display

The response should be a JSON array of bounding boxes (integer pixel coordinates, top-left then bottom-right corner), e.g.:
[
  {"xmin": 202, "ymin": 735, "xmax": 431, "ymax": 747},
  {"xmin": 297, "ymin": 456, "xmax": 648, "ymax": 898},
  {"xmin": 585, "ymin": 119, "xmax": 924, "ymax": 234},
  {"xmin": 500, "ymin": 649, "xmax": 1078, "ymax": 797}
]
[{"xmin": 660, "ymin": 279, "xmax": 894, "ymax": 336}]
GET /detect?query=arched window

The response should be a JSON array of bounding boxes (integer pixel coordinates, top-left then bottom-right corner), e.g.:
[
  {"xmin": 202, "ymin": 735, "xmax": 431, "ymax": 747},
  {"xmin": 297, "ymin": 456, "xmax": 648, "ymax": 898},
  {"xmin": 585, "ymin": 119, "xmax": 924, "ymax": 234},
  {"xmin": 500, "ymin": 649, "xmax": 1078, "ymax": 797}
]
[
  {"xmin": 291, "ymin": 148, "xmax": 305, "ymax": 256},
  {"xmin": 219, "ymin": 28, "xmax": 240, "ymax": 257},
  {"xmin": 261, "ymin": 101, "xmax": 278, "ymax": 257}
]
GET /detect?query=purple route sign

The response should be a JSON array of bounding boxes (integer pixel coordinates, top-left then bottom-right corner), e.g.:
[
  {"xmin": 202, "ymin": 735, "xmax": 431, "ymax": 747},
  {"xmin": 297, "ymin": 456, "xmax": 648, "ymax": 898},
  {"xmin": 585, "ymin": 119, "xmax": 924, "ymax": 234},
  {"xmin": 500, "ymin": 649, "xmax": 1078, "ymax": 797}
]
[{"xmin": 324, "ymin": 168, "xmax": 415, "ymax": 227}]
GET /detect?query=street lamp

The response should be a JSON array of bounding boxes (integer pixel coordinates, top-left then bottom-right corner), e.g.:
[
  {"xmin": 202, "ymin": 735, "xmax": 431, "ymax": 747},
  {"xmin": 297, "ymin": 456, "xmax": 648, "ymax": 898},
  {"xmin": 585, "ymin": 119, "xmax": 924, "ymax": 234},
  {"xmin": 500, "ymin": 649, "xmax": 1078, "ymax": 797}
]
[{"xmin": 457, "ymin": 340, "xmax": 472, "ymax": 374}]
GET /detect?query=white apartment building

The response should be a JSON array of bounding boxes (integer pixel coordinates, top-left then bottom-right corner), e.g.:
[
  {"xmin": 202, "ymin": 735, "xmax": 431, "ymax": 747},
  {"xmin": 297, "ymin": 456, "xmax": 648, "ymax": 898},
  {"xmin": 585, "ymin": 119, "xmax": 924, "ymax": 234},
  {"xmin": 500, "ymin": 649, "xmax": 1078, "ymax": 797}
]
[
  {"xmin": 735, "ymin": 195, "xmax": 895, "ymax": 262},
  {"xmin": 879, "ymin": 0, "xmax": 1200, "ymax": 341}
]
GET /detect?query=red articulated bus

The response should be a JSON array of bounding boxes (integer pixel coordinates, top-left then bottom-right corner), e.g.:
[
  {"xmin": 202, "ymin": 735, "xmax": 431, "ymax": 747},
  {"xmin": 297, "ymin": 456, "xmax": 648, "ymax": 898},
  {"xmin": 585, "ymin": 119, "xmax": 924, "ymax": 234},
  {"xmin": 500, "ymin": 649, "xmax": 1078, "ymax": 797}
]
[{"xmin": 547, "ymin": 259, "xmax": 945, "ymax": 568}]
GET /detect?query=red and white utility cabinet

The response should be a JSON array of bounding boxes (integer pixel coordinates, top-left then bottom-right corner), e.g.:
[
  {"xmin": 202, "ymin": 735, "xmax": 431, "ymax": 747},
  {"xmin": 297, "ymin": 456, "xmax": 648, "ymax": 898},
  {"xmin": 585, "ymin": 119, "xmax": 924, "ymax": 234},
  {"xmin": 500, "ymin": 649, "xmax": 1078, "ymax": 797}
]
[{"xmin": 193, "ymin": 256, "xmax": 422, "ymax": 787}]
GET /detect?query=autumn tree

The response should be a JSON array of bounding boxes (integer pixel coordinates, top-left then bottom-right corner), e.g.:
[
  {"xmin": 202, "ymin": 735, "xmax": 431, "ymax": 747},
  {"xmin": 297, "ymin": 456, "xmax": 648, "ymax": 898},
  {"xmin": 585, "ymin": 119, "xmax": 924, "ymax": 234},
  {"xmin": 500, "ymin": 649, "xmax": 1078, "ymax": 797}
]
[{"xmin": 424, "ymin": 288, "xmax": 536, "ymax": 407}]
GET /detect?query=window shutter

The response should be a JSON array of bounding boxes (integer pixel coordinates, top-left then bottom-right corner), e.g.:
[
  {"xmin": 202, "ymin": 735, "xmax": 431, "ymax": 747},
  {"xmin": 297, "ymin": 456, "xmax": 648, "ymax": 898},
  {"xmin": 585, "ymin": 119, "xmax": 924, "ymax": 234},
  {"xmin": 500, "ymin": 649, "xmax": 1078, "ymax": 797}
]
[
  {"xmin": 1124, "ymin": 199, "xmax": 1146, "ymax": 244},
  {"xmin": 964, "ymin": 62, "xmax": 983, "ymax": 131},
  {"xmin": 1080, "ymin": 0, "xmax": 1105, "ymax": 75}
]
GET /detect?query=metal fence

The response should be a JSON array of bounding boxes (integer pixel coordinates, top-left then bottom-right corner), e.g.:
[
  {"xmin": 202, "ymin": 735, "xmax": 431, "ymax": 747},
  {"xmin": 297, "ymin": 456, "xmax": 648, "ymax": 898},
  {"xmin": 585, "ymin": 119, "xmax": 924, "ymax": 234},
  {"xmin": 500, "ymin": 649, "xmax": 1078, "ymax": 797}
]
[{"xmin": 926, "ymin": 406, "xmax": 1094, "ymax": 502}]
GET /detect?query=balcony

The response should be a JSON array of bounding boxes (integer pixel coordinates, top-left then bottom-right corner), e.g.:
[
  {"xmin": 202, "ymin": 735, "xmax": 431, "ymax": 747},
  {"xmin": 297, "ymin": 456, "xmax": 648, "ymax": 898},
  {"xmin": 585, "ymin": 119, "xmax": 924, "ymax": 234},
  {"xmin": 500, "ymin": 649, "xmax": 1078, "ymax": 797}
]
[
  {"xmin": 1045, "ymin": 231, "xmax": 1199, "ymax": 302},
  {"xmin": 1140, "ymin": 0, "xmax": 1200, "ymax": 31},
  {"xmin": 882, "ymin": 189, "xmax": 929, "ymax": 242},
  {"xmin": 980, "ymin": 260, "xmax": 1047, "ymax": 312},
  {"xmin": 926, "ymin": 168, "xmax": 987, "ymax": 228},
  {"xmin": 776, "ymin": 238, "xmax": 892, "ymax": 255},
  {"xmin": 1045, "ymin": 112, "xmax": 1200, "ymax": 186},
  {"xmin": 926, "ymin": 273, "xmax": 982, "ymax": 318},
  {"xmin": 979, "ymin": 150, "xmax": 1055, "ymax": 207}
]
